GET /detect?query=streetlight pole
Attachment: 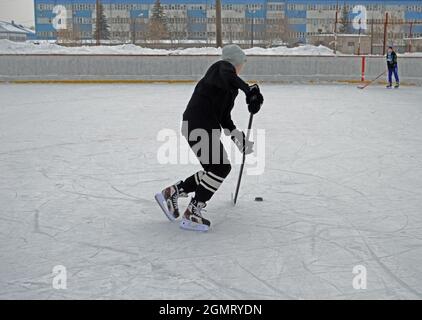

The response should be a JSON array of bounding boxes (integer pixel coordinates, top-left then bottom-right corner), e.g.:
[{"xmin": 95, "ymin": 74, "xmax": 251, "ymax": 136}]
[
  {"xmin": 334, "ymin": 0, "xmax": 338, "ymax": 54},
  {"xmin": 409, "ymin": 21, "xmax": 414, "ymax": 53},
  {"xmin": 370, "ymin": 13, "xmax": 374, "ymax": 55},
  {"xmin": 358, "ymin": 18, "xmax": 362, "ymax": 55},
  {"xmin": 96, "ymin": 0, "xmax": 100, "ymax": 45},
  {"xmin": 131, "ymin": 17, "xmax": 135, "ymax": 44},
  {"xmin": 72, "ymin": 6, "xmax": 75, "ymax": 45},
  {"xmin": 215, "ymin": 0, "xmax": 222, "ymax": 47},
  {"xmin": 250, "ymin": 9, "xmax": 256, "ymax": 48},
  {"xmin": 383, "ymin": 12, "xmax": 388, "ymax": 56}
]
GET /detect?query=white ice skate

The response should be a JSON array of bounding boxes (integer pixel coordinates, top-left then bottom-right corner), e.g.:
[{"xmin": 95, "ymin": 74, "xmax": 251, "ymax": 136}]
[
  {"xmin": 180, "ymin": 199, "xmax": 210, "ymax": 232},
  {"xmin": 155, "ymin": 182, "xmax": 187, "ymax": 222}
]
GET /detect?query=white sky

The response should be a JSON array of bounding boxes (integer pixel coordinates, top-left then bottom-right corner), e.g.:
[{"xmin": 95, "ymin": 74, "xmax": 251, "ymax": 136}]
[{"xmin": 0, "ymin": 0, "xmax": 35, "ymax": 26}]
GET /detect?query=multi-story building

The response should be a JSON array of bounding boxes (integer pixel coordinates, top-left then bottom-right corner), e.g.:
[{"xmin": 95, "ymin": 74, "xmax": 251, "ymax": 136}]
[{"xmin": 34, "ymin": 0, "xmax": 422, "ymax": 49}]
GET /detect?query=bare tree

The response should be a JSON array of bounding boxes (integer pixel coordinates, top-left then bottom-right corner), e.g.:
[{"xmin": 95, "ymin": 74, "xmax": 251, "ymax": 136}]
[
  {"xmin": 338, "ymin": 2, "xmax": 348, "ymax": 34},
  {"xmin": 114, "ymin": 19, "xmax": 130, "ymax": 43},
  {"xmin": 148, "ymin": 0, "xmax": 169, "ymax": 41},
  {"xmin": 57, "ymin": 20, "xmax": 81, "ymax": 45},
  {"xmin": 224, "ymin": 15, "xmax": 237, "ymax": 43},
  {"xmin": 167, "ymin": 11, "xmax": 188, "ymax": 44},
  {"xmin": 265, "ymin": 17, "xmax": 288, "ymax": 46}
]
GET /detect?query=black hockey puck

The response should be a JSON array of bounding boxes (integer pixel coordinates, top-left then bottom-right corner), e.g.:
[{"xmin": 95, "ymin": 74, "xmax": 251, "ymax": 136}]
[{"xmin": 255, "ymin": 197, "xmax": 263, "ymax": 202}]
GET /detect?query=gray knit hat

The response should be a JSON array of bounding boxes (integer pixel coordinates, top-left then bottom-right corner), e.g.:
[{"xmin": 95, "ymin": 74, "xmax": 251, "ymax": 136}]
[{"xmin": 221, "ymin": 44, "xmax": 247, "ymax": 67}]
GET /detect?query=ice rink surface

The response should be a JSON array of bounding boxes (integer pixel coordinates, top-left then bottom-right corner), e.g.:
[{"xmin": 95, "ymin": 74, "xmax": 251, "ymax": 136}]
[{"xmin": 1, "ymin": 83, "xmax": 421, "ymax": 299}]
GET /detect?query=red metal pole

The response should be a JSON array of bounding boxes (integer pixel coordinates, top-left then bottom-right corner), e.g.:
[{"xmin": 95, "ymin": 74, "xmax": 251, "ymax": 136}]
[{"xmin": 361, "ymin": 56, "xmax": 366, "ymax": 82}]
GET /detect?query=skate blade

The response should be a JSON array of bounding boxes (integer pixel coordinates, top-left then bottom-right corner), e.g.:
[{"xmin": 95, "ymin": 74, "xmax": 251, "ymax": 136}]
[
  {"xmin": 154, "ymin": 193, "xmax": 176, "ymax": 222},
  {"xmin": 180, "ymin": 218, "xmax": 209, "ymax": 232}
]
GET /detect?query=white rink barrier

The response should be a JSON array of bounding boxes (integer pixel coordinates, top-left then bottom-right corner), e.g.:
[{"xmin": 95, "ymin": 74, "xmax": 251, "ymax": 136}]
[{"xmin": 0, "ymin": 55, "xmax": 421, "ymax": 85}]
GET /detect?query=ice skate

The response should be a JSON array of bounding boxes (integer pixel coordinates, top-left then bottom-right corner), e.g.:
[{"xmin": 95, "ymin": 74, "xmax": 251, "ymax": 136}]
[
  {"xmin": 180, "ymin": 198, "xmax": 211, "ymax": 232},
  {"xmin": 386, "ymin": 83, "xmax": 393, "ymax": 89},
  {"xmin": 155, "ymin": 182, "xmax": 187, "ymax": 221},
  {"xmin": 394, "ymin": 82, "xmax": 400, "ymax": 89}
]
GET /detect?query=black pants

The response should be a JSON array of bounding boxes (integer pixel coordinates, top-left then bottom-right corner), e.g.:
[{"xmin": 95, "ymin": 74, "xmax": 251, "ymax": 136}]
[{"xmin": 179, "ymin": 124, "xmax": 232, "ymax": 203}]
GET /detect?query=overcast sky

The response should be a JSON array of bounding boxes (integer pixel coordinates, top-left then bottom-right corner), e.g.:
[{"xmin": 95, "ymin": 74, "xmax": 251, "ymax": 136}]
[{"xmin": 0, "ymin": 0, "xmax": 35, "ymax": 26}]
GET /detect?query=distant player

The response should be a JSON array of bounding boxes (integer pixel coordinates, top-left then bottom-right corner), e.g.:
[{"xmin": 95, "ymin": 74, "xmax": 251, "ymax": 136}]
[
  {"xmin": 155, "ymin": 44, "xmax": 264, "ymax": 231},
  {"xmin": 386, "ymin": 46, "xmax": 399, "ymax": 88}
]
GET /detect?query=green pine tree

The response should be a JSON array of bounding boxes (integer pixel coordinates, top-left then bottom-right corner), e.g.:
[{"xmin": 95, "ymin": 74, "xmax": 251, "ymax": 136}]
[
  {"xmin": 94, "ymin": 2, "xmax": 110, "ymax": 41},
  {"xmin": 151, "ymin": 0, "xmax": 167, "ymax": 22}
]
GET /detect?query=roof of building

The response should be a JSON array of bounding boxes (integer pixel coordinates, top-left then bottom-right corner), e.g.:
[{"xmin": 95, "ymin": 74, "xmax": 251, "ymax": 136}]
[
  {"xmin": 311, "ymin": 33, "xmax": 370, "ymax": 37},
  {"xmin": 0, "ymin": 21, "xmax": 35, "ymax": 35}
]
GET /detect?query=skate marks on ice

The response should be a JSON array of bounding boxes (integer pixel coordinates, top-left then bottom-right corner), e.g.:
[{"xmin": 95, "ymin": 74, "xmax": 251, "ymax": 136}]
[
  {"xmin": 225, "ymin": 84, "xmax": 422, "ymax": 298},
  {"xmin": 0, "ymin": 84, "xmax": 422, "ymax": 299}
]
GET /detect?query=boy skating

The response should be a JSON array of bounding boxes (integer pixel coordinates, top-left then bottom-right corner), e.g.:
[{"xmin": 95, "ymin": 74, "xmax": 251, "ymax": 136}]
[
  {"xmin": 155, "ymin": 44, "xmax": 264, "ymax": 231},
  {"xmin": 386, "ymin": 46, "xmax": 399, "ymax": 88}
]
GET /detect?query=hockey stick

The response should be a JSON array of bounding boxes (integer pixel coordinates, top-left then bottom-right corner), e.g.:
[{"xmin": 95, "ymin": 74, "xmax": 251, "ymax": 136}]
[
  {"xmin": 358, "ymin": 70, "xmax": 386, "ymax": 89},
  {"xmin": 233, "ymin": 112, "xmax": 254, "ymax": 206}
]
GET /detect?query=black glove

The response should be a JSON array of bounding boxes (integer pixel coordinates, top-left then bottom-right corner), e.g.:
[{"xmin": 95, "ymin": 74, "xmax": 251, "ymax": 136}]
[
  {"xmin": 231, "ymin": 129, "xmax": 254, "ymax": 155},
  {"xmin": 246, "ymin": 84, "xmax": 264, "ymax": 115}
]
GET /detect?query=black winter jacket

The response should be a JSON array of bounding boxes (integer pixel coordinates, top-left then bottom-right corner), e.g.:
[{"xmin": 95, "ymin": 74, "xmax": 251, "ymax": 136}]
[
  {"xmin": 183, "ymin": 60, "xmax": 250, "ymax": 133},
  {"xmin": 386, "ymin": 51, "xmax": 398, "ymax": 68}
]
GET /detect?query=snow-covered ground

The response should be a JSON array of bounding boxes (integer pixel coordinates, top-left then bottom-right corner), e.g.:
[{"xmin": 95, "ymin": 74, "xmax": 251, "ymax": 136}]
[
  {"xmin": 0, "ymin": 83, "xmax": 421, "ymax": 299},
  {"xmin": 0, "ymin": 39, "xmax": 336, "ymax": 55},
  {"xmin": 1, "ymin": 39, "xmax": 421, "ymax": 56}
]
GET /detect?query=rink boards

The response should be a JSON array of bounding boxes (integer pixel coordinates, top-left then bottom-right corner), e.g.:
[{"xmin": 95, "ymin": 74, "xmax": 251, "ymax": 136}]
[{"xmin": 1, "ymin": 54, "xmax": 422, "ymax": 85}]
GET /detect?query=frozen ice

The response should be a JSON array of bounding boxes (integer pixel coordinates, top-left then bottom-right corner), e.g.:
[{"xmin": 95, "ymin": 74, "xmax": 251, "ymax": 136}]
[{"xmin": 0, "ymin": 83, "xmax": 421, "ymax": 299}]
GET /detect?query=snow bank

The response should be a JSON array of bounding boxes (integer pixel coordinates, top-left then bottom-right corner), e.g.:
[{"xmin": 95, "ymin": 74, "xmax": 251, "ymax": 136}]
[
  {"xmin": 2, "ymin": 39, "xmax": 420, "ymax": 56},
  {"xmin": 0, "ymin": 39, "xmax": 335, "ymax": 56},
  {"xmin": 245, "ymin": 44, "xmax": 336, "ymax": 56},
  {"xmin": 401, "ymin": 52, "xmax": 422, "ymax": 57}
]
